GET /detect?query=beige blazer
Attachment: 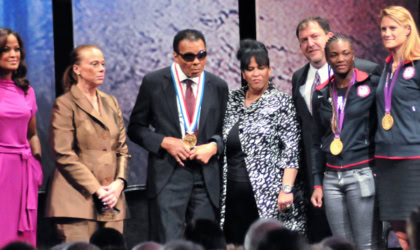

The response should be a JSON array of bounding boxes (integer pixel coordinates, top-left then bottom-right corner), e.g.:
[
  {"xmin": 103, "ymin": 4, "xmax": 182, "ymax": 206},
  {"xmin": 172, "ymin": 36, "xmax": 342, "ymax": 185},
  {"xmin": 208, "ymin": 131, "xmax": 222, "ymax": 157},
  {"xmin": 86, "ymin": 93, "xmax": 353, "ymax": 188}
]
[{"xmin": 46, "ymin": 85, "xmax": 129, "ymax": 221}]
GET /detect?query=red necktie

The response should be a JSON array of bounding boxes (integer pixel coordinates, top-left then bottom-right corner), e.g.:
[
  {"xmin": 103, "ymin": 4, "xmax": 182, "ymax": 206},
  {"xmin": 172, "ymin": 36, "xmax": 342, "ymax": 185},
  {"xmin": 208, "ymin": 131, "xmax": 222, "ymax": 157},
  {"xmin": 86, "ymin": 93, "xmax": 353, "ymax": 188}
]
[{"xmin": 184, "ymin": 79, "xmax": 196, "ymax": 122}]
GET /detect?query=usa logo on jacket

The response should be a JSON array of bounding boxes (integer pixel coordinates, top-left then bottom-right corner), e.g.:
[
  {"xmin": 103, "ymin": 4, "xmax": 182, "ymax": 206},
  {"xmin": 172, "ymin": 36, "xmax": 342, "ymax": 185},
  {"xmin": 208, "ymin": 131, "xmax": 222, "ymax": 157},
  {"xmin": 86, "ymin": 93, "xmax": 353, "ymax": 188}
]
[
  {"xmin": 403, "ymin": 66, "xmax": 415, "ymax": 80},
  {"xmin": 357, "ymin": 85, "xmax": 370, "ymax": 98}
]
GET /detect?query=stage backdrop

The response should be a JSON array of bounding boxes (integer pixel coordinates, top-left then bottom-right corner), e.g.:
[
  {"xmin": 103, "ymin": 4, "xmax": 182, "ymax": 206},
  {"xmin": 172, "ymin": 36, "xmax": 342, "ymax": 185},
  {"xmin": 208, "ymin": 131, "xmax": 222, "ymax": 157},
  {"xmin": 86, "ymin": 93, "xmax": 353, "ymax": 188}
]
[
  {"xmin": 72, "ymin": 0, "xmax": 240, "ymax": 187},
  {"xmin": 0, "ymin": 0, "xmax": 56, "ymax": 190},
  {"xmin": 256, "ymin": 0, "xmax": 419, "ymax": 94}
]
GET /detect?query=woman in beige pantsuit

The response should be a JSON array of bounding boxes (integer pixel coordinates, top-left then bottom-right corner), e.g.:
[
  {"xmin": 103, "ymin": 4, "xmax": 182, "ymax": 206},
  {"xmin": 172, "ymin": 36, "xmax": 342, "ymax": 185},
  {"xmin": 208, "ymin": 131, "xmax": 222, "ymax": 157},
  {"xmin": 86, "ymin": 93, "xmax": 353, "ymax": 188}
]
[{"xmin": 46, "ymin": 45, "xmax": 130, "ymax": 242}]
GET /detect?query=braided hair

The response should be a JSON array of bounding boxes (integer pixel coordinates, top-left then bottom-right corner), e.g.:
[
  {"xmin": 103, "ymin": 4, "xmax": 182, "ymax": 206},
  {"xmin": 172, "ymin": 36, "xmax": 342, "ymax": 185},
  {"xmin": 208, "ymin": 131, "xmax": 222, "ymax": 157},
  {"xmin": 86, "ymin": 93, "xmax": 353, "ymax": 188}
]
[
  {"xmin": 324, "ymin": 34, "xmax": 353, "ymax": 58},
  {"xmin": 324, "ymin": 34, "xmax": 354, "ymax": 134}
]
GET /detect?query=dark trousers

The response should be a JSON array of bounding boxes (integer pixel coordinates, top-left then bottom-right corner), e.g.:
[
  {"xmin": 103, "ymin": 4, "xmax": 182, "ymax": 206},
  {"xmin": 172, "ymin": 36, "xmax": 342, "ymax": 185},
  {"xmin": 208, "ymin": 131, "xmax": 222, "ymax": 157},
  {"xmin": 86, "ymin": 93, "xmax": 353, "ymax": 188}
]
[
  {"xmin": 306, "ymin": 206, "xmax": 331, "ymax": 243},
  {"xmin": 149, "ymin": 163, "xmax": 216, "ymax": 243},
  {"xmin": 224, "ymin": 179, "xmax": 259, "ymax": 245}
]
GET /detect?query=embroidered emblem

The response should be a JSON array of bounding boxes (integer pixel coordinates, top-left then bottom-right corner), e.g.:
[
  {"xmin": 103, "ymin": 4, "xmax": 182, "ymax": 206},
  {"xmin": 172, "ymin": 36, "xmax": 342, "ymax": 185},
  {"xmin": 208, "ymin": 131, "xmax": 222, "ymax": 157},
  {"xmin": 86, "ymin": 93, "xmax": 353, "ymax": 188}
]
[
  {"xmin": 403, "ymin": 66, "xmax": 415, "ymax": 80},
  {"xmin": 357, "ymin": 85, "xmax": 370, "ymax": 98}
]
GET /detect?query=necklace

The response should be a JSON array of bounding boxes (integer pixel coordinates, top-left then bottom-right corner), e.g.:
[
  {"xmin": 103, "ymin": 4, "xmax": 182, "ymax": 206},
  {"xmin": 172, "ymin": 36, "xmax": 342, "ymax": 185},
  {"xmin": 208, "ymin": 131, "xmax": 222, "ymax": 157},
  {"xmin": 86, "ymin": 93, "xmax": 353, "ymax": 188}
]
[{"xmin": 245, "ymin": 91, "xmax": 262, "ymax": 107}]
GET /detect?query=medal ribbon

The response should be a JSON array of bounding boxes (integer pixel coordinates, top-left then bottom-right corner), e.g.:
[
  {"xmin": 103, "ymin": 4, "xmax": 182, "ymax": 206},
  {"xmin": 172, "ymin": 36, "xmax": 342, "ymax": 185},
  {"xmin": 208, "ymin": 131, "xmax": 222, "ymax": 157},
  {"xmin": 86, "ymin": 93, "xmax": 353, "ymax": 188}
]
[
  {"xmin": 170, "ymin": 63, "xmax": 205, "ymax": 134},
  {"xmin": 384, "ymin": 62, "xmax": 403, "ymax": 114},
  {"xmin": 331, "ymin": 70, "xmax": 356, "ymax": 139}
]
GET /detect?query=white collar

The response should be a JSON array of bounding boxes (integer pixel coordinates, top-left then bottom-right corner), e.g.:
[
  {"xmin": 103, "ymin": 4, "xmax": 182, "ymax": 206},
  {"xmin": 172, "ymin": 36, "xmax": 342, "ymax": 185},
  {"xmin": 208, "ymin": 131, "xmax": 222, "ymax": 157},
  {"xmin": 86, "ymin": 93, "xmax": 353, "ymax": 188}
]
[
  {"xmin": 308, "ymin": 62, "xmax": 332, "ymax": 83},
  {"xmin": 175, "ymin": 63, "xmax": 200, "ymax": 84},
  {"xmin": 309, "ymin": 62, "xmax": 329, "ymax": 74}
]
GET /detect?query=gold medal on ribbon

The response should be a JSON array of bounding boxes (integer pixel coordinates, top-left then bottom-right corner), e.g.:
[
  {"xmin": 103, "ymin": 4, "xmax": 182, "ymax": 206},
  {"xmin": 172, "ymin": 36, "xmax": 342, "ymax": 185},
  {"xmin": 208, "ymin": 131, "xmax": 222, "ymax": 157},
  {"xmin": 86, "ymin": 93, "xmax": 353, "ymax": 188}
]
[
  {"xmin": 183, "ymin": 133, "xmax": 197, "ymax": 148},
  {"xmin": 330, "ymin": 138, "xmax": 343, "ymax": 155},
  {"xmin": 171, "ymin": 63, "xmax": 205, "ymax": 148},
  {"xmin": 382, "ymin": 113, "xmax": 394, "ymax": 130}
]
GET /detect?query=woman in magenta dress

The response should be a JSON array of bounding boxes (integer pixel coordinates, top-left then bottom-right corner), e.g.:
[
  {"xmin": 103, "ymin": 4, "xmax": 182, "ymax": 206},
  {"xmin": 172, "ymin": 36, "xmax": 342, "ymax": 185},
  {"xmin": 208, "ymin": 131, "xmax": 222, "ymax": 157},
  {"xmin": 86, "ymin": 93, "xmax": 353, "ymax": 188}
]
[{"xmin": 0, "ymin": 28, "xmax": 43, "ymax": 247}]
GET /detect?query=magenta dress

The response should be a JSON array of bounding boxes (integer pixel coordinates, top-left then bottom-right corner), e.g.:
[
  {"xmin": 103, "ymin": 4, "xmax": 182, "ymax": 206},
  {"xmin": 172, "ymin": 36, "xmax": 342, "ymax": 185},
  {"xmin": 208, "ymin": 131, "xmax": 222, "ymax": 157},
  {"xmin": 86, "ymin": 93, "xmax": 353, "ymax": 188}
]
[{"xmin": 0, "ymin": 79, "xmax": 43, "ymax": 247}]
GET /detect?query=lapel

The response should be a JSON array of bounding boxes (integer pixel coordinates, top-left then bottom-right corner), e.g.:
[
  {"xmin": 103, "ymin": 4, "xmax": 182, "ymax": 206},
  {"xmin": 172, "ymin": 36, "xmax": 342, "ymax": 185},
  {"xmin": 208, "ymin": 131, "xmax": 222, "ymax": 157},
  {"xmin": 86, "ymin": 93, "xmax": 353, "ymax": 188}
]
[
  {"xmin": 162, "ymin": 69, "xmax": 182, "ymax": 136},
  {"xmin": 198, "ymin": 72, "xmax": 212, "ymax": 135},
  {"xmin": 70, "ymin": 85, "xmax": 108, "ymax": 129},
  {"xmin": 97, "ymin": 90, "xmax": 115, "ymax": 129},
  {"xmin": 294, "ymin": 63, "xmax": 310, "ymax": 96},
  {"xmin": 294, "ymin": 64, "xmax": 312, "ymax": 118}
]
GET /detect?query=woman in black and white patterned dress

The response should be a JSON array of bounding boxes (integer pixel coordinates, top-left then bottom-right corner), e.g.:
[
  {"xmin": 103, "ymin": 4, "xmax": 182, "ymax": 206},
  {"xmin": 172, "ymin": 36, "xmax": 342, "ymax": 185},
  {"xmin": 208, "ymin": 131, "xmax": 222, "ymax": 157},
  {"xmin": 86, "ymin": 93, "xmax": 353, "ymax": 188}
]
[{"xmin": 220, "ymin": 39, "xmax": 307, "ymax": 245}]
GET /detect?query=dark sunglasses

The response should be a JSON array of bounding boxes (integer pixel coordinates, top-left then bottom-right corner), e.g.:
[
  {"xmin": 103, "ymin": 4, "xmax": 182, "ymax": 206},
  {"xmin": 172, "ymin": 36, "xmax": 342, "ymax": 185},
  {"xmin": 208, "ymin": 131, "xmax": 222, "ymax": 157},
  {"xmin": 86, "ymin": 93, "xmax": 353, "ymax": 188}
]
[{"xmin": 177, "ymin": 50, "xmax": 207, "ymax": 62}]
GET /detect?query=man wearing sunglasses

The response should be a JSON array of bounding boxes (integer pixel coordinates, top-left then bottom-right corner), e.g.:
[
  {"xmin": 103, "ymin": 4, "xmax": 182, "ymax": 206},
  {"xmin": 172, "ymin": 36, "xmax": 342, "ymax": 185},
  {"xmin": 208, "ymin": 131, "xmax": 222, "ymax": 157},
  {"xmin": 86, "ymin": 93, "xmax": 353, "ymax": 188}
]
[{"xmin": 128, "ymin": 29, "xmax": 228, "ymax": 243}]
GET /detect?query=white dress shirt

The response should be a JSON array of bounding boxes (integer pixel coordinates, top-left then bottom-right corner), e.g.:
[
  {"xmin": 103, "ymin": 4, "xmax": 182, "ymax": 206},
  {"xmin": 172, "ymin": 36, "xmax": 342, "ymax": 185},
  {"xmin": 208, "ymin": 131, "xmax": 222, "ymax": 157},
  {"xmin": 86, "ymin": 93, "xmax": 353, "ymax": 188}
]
[
  {"xmin": 299, "ymin": 63, "xmax": 332, "ymax": 114},
  {"xmin": 174, "ymin": 63, "xmax": 200, "ymax": 137}
]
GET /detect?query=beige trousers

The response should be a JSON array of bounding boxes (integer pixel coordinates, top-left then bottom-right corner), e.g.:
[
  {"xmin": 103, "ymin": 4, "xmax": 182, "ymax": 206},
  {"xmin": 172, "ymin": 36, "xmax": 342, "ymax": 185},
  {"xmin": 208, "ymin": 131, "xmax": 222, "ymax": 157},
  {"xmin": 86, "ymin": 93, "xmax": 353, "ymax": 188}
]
[{"xmin": 55, "ymin": 218, "xmax": 123, "ymax": 242}]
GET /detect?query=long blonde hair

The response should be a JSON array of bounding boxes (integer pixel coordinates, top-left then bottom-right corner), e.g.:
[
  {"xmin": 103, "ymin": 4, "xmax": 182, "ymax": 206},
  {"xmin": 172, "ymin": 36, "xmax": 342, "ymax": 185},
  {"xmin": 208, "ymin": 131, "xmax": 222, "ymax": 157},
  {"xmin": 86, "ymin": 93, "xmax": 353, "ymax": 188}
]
[{"xmin": 380, "ymin": 6, "xmax": 420, "ymax": 61}]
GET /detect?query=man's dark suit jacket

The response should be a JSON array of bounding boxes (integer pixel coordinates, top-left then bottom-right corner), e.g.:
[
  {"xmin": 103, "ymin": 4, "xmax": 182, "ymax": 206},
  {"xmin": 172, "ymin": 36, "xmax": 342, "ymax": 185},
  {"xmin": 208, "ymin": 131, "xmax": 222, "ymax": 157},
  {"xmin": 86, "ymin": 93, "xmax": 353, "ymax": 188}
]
[
  {"xmin": 128, "ymin": 66, "xmax": 228, "ymax": 207},
  {"xmin": 291, "ymin": 58, "xmax": 382, "ymax": 242}
]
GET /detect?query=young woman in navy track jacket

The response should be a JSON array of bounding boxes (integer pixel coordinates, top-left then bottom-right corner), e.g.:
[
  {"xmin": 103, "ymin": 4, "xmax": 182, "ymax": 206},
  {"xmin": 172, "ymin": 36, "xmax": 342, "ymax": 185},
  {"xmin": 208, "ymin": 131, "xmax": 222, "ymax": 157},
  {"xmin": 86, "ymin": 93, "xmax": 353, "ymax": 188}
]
[
  {"xmin": 310, "ymin": 35, "xmax": 380, "ymax": 250},
  {"xmin": 375, "ymin": 6, "xmax": 420, "ymax": 250}
]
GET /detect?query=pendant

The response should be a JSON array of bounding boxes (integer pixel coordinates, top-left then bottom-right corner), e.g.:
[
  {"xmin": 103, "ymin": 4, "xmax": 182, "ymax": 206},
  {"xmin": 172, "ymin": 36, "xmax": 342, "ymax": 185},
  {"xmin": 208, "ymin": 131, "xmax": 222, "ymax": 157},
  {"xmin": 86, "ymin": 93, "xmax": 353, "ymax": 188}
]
[
  {"xmin": 382, "ymin": 113, "xmax": 394, "ymax": 130},
  {"xmin": 330, "ymin": 138, "xmax": 343, "ymax": 155},
  {"xmin": 183, "ymin": 133, "xmax": 197, "ymax": 148}
]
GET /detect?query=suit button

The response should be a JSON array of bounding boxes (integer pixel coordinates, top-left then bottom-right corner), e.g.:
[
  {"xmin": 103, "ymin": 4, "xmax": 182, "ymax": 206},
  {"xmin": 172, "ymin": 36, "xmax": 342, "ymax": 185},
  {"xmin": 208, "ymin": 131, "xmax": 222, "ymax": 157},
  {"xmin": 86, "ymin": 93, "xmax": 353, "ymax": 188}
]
[{"xmin": 103, "ymin": 135, "xmax": 108, "ymax": 139}]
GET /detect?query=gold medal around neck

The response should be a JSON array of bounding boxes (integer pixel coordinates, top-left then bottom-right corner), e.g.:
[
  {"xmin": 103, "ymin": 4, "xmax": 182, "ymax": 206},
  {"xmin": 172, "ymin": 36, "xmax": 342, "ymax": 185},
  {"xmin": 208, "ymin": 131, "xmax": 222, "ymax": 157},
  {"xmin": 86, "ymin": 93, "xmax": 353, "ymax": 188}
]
[
  {"xmin": 382, "ymin": 113, "xmax": 394, "ymax": 130},
  {"xmin": 330, "ymin": 138, "xmax": 343, "ymax": 156},
  {"xmin": 183, "ymin": 134, "xmax": 197, "ymax": 148}
]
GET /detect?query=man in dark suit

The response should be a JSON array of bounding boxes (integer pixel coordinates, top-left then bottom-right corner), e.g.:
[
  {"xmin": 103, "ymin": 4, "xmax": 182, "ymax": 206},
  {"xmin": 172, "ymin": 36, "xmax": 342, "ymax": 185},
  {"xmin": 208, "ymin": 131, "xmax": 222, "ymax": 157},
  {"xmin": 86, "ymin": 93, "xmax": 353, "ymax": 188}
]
[
  {"xmin": 292, "ymin": 17, "xmax": 382, "ymax": 242},
  {"xmin": 128, "ymin": 29, "xmax": 228, "ymax": 243}
]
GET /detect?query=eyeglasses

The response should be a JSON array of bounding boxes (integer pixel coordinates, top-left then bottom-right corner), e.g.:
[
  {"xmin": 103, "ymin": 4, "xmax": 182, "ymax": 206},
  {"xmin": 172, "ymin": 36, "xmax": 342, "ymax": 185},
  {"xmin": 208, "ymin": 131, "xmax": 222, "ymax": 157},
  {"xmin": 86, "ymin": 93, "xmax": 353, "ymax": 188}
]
[{"xmin": 177, "ymin": 50, "xmax": 207, "ymax": 62}]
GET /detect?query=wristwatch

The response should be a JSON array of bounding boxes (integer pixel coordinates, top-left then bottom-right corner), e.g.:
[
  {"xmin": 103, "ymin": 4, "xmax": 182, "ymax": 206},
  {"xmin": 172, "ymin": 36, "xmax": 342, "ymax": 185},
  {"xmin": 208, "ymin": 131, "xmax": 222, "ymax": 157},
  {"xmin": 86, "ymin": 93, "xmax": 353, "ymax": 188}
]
[{"xmin": 281, "ymin": 185, "xmax": 293, "ymax": 194}]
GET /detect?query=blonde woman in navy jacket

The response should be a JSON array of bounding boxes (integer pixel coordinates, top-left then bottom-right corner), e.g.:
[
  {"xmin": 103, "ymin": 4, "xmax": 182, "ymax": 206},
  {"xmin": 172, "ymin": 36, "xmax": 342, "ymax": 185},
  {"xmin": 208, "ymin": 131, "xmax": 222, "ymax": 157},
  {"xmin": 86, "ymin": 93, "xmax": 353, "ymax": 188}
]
[
  {"xmin": 311, "ymin": 35, "xmax": 379, "ymax": 250},
  {"xmin": 375, "ymin": 6, "xmax": 420, "ymax": 250}
]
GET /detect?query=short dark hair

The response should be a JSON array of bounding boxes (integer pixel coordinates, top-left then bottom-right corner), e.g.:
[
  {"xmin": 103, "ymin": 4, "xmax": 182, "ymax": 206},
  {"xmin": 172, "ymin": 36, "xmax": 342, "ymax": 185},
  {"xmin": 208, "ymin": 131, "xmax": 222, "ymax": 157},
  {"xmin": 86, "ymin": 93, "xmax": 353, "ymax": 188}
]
[
  {"xmin": 296, "ymin": 16, "xmax": 331, "ymax": 39},
  {"xmin": 90, "ymin": 228, "xmax": 126, "ymax": 250},
  {"xmin": 162, "ymin": 240, "xmax": 204, "ymax": 250},
  {"xmin": 1, "ymin": 241, "xmax": 35, "ymax": 250},
  {"xmin": 244, "ymin": 218, "xmax": 284, "ymax": 250},
  {"xmin": 184, "ymin": 219, "xmax": 226, "ymax": 250},
  {"xmin": 256, "ymin": 228, "xmax": 308, "ymax": 250},
  {"xmin": 236, "ymin": 39, "xmax": 270, "ymax": 71},
  {"xmin": 173, "ymin": 29, "xmax": 206, "ymax": 53}
]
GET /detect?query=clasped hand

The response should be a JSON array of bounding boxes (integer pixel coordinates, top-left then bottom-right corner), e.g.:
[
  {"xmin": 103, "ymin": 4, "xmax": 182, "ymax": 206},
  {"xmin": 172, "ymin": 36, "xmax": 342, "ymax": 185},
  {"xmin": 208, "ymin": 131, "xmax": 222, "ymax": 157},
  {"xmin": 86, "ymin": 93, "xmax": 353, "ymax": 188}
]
[
  {"xmin": 161, "ymin": 137, "xmax": 217, "ymax": 166},
  {"xmin": 96, "ymin": 180, "xmax": 124, "ymax": 209}
]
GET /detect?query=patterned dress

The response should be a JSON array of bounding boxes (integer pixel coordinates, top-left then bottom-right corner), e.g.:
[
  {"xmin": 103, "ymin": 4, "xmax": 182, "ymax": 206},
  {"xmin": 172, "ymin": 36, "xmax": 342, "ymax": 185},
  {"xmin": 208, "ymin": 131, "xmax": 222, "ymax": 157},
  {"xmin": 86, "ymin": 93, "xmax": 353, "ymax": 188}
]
[{"xmin": 220, "ymin": 84, "xmax": 307, "ymax": 235}]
